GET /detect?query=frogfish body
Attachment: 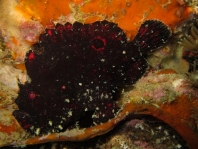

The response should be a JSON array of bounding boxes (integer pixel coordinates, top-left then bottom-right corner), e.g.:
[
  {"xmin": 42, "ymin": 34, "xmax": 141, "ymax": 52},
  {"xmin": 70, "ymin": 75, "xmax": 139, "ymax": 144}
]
[{"xmin": 13, "ymin": 20, "xmax": 171, "ymax": 135}]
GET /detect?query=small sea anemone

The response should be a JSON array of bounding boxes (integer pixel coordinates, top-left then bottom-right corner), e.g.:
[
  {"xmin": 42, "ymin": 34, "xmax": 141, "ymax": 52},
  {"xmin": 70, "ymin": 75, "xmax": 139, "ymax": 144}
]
[
  {"xmin": 179, "ymin": 18, "xmax": 198, "ymax": 87},
  {"xmin": 186, "ymin": 60, "xmax": 198, "ymax": 87},
  {"xmin": 183, "ymin": 0, "xmax": 198, "ymax": 7},
  {"xmin": 160, "ymin": 16, "xmax": 198, "ymax": 74},
  {"xmin": 181, "ymin": 19, "xmax": 198, "ymax": 51},
  {"xmin": 160, "ymin": 44, "xmax": 189, "ymax": 74}
]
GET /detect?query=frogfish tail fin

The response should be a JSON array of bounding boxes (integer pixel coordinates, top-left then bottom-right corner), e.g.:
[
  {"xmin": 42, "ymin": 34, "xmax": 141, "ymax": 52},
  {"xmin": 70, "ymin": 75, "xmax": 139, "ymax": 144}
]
[{"xmin": 132, "ymin": 20, "xmax": 172, "ymax": 54}]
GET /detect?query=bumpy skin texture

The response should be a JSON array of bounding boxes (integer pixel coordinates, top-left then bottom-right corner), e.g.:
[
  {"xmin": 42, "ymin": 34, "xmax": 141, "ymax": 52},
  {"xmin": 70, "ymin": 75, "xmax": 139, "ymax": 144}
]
[{"xmin": 13, "ymin": 20, "xmax": 171, "ymax": 135}]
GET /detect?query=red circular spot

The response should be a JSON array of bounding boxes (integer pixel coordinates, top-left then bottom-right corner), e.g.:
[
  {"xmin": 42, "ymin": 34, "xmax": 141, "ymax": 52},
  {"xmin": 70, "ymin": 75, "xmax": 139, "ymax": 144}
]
[
  {"xmin": 29, "ymin": 92, "xmax": 36, "ymax": 100},
  {"xmin": 91, "ymin": 37, "xmax": 106, "ymax": 51},
  {"xmin": 47, "ymin": 29, "xmax": 53, "ymax": 36},
  {"xmin": 28, "ymin": 52, "xmax": 35, "ymax": 61}
]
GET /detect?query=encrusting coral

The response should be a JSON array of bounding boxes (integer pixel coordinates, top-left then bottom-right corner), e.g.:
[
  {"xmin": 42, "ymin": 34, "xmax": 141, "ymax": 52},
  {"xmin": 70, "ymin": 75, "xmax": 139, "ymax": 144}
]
[{"xmin": 3, "ymin": 118, "xmax": 189, "ymax": 149}]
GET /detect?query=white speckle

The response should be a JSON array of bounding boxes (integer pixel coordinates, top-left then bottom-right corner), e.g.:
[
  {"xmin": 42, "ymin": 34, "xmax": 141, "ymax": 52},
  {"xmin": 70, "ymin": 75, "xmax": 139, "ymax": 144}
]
[
  {"xmin": 176, "ymin": 144, "xmax": 182, "ymax": 148},
  {"xmin": 117, "ymin": 32, "xmax": 121, "ymax": 36},
  {"xmin": 68, "ymin": 110, "xmax": 73, "ymax": 117},
  {"xmin": 89, "ymin": 96, "xmax": 93, "ymax": 101},
  {"xmin": 65, "ymin": 99, "xmax": 70, "ymax": 103},
  {"xmin": 92, "ymin": 114, "xmax": 99, "ymax": 118},
  {"xmin": 164, "ymin": 130, "xmax": 169, "ymax": 136},
  {"xmin": 86, "ymin": 89, "xmax": 90, "ymax": 94},
  {"xmin": 48, "ymin": 121, "xmax": 53, "ymax": 126},
  {"xmin": 85, "ymin": 108, "xmax": 88, "ymax": 111},
  {"xmin": 157, "ymin": 126, "xmax": 162, "ymax": 130},
  {"xmin": 75, "ymin": 121, "xmax": 79, "ymax": 128},
  {"xmin": 100, "ymin": 93, "xmax": 104, "ymax": 99},
  {"xmin": 122, "ymin": 51, "xmax": 126, "ymax": 54},
  {"xmin": 96, "ymin": 107, "xmax": 99, "ymax": 110},
  {"xmin": 58, "ymin": 125, "xmax": 63, "ymax": 130},
  {"xmin": 79, "ymin": 83, "xmax": 82, "ymax": 86},
  {"xmin": 135, "ymin": 123, "xmax": 144, "ymax": 130},
  {"xmin": 62, "ymin": 117, "xmax": 66, "ymax": 121},
  {"xmin": 105, "ymin": 94, "xmax": 109, "ymax": 99},
  {"xmin": 101, "ymin": 59, "xmax": 105, "ymax": 62},
  {"xmin": 35, "ymin": 128, "xmax": 40, "ymax": 135}
]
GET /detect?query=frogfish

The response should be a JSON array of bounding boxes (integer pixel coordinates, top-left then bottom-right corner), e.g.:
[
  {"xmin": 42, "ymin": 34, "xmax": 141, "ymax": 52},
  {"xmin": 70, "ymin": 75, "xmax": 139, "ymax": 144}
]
[{"xmin": 12, "ymin": 20, "xmax": 171, "ymax": 135}]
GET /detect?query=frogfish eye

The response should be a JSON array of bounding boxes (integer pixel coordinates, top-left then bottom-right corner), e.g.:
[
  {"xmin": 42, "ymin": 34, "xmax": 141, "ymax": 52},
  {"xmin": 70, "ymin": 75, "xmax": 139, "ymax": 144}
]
[{"xmin": 91, "ymin": 37, "xmax": 106, "ymax": 51}]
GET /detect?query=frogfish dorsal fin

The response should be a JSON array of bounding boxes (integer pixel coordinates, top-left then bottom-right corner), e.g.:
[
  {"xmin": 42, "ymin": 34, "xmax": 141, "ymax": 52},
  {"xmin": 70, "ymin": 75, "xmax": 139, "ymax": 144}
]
[{"xmin": 131, "ymin": 20, "xmax": 172, "ymax": 54}]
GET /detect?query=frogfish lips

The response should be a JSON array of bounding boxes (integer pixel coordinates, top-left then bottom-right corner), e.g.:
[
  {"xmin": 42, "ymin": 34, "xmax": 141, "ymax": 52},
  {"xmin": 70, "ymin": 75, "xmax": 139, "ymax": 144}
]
[{"xmin": 12, "ymin": 20, "xmax": 171, "ymax": 135}]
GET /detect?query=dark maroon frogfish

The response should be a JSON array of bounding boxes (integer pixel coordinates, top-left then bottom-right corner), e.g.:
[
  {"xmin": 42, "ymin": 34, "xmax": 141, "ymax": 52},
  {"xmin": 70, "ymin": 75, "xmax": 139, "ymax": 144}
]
[{"xmin": 13, "ymin": 20, "xmax": 171, "ymax": 135}]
